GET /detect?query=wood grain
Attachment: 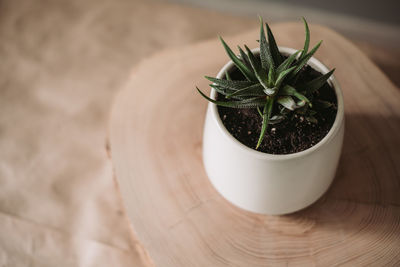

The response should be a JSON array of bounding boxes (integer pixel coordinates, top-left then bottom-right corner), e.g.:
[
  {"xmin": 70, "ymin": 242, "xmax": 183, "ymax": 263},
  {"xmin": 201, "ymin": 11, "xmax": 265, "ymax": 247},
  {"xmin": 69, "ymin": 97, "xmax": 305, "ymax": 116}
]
[{"xmin": 109, "ymin": 23, "xmax": 400, "ymax": 266}]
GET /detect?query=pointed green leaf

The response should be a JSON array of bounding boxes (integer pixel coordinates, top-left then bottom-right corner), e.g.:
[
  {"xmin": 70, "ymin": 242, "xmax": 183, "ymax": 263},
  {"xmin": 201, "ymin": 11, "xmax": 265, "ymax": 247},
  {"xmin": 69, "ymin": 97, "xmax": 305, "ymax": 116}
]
[
  {"xmin": 277, "ymin": 50, "xmax": 301, "ymax": 73},
  {"xmin": 266, "ymin": 23, "xmax": 282, "ymax": 66},
  {"xmin": 287, "ymin": 41, "xmax": 322, "ymax": 85},
  {"xmin": 259, "ymin": 16, "xmax": 274, "ymax": 70},
  {"xmin": 210, "ymin": 84, "xmax": 249, "ymax": 100},
  {"xmin": 226, "ymin": 84, "xmax": 265, "ymax": 98},
  {"xmin": 299, "ymin": 17, "xmax": 310, "ymax": 60},
  {"xmin": 244, "ymin": 45, "xmax": 274, "ymax": 95},
  {"xmin": 244, "ymin": 45, "xmax": 261, "ymax": 71},
  {"xmin": 197, "ymin": 87, "xmax": 266, "ymax": 108},
  {"xmin": 205, "ymin": 76, "xmax": 255, "ymax": 90},
  {"xmin": 298, "ymin": 69, "xmax": 335, "ymax": 94},
  {"xmin": 267, "ymin": 66, "xmax": 276, "ymax": 90},
  {"xmin": 219, "ymin": 37, "xmax": 256, "ymax": 81},
  {"xmin": 230, "ymin": 95, "xmax": 249, "ymax": 100},
  {"xmin": 238, "ymin": 46, "xmax": 251, "ymax": 69},
  {"xmin": 292, "ymin": 40, "xmax": 322, "ymax": 76},
  {"xmin": 225, "ymin": 71, "xmax": 232, "ymax": 81},
  {"xmin": 275, "ymin": 66, "xmax": 296, "ymax": 88},
  {"xmin": 256, "ymin": 97, "xmax": 273, "ymax": 149},
  {"xmin": 256, "ymin": 106, "xmax": 263, "ymax": 117},
  {"xmin": 209, "ymin": 84, "xmax": 236, "ymax": 96}
]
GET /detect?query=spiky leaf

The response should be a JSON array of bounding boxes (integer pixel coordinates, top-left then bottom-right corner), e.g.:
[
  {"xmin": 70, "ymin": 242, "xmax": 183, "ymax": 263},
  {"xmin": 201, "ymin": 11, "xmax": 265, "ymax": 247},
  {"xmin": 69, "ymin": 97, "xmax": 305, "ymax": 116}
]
[
  {"xmin": 297, "ymin": 69, "xmax": 335, "ymax": 94},
  {"xmin": 275, "ymin": 66, "xmax": 296, "ymax": 88},
  {"xmin": 226, "ymin": 84, "xmax": 265, "ymax": 98},
  {"xmin": 259, "ymin": 17, "xmax": 274, "ymax": 70},
  {"xmin": 197, "ymin": 87, "xmax": 266, "ymax": 108},
  {"xmin": 209, "ymin": 84, "xmax": 236, "ymax": 96},
  {"xmin": 267, "ymin": 66, "xmax": 275, "ymax": 88},
  {"xmin": 299, "ymin": 17, "xmax": 310, "ymax": 60},
  {"xmin": 225, "ymin": 71, "xmax": 232, "ymax": 81},
  {"xmin": 238, "ymin": 46, "xmax": 252, "ymax": 69},
  {"xmin": 219, "ymin": 37, "xmax": 256, "ymax": 81},
  {"xmin": 266, "ymin": 23, "xmax": 282, "ymax": 66},
  {"xmin": 205, "ymin": 76, "xmax": 255, "ymax": 90},
  {"xmin": 256, "ymin": 97, "xmax": 273, "ymax": 149},
  {"xmin": 244, "ymin": 45, "xmax": 274, "ymax": 95},
  {"xmin": 290, "ymin": 40, "xmax": 322, "ymax": 80},
  {"xmin": 210, "ymin": 84, "xmax": 253, "ymax": 100},
  {"xmin": 277, "ymin": 50, "xmax": 301, "ymax": 73}
]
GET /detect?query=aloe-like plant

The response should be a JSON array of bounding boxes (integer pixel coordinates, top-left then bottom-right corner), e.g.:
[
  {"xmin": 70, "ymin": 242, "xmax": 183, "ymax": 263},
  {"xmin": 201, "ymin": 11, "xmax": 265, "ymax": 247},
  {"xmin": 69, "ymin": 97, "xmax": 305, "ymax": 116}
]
[{"xmin": 197, "ymin": 17, "xmax": 335, "ymax": 149}]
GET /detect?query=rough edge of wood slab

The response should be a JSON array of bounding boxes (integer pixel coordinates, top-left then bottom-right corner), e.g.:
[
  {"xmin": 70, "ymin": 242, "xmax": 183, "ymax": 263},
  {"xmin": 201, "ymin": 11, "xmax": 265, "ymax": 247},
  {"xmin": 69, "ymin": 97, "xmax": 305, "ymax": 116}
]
[{"xmin": 106, "ymin": 140, "xmax": 155, "ymax": 267}]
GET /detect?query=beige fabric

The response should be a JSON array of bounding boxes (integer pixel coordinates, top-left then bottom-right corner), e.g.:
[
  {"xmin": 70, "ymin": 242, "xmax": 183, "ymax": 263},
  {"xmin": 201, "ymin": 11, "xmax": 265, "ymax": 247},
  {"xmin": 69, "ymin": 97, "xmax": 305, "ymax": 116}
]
[{"xmin": 0, "ymin": 0, "xmax": 255, "ymax": 266}]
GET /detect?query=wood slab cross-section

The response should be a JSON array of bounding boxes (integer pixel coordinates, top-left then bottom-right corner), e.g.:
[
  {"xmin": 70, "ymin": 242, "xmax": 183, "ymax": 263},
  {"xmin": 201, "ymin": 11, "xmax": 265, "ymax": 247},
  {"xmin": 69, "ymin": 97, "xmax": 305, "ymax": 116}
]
[{"xmin": 109, "ymin": 23, "xmax": 400, "ymax": 266}]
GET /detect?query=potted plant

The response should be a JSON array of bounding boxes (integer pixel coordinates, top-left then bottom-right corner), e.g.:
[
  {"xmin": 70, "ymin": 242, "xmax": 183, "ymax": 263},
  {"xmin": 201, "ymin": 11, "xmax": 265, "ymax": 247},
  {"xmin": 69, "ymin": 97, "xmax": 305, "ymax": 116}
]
[{"xmin": 196, "ymin": 17, "xmax": 344, "ymax": 215}]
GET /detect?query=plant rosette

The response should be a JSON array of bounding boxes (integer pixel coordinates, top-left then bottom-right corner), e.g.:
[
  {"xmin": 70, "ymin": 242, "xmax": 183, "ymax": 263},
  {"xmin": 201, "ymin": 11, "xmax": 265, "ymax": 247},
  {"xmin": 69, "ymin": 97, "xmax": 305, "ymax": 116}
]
[{"xmin": 198, "ymin": 18, "xmax": 344, "ymax": 215}]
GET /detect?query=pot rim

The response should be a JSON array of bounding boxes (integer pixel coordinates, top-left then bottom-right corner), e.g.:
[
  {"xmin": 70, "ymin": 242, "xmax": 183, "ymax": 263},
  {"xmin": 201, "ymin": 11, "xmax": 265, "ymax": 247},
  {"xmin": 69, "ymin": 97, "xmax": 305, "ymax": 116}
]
[{"xmin": 209, "ymin": 46, "xmax": 345, "ymax": 160}]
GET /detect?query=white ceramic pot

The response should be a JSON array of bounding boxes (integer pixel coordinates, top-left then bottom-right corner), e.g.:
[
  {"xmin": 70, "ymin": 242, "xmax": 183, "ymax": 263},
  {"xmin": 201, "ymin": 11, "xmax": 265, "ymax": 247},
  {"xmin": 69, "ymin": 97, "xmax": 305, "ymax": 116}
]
[{"xmin": 202, "ymin": 47, "xmax": 345, "ymax": 215}]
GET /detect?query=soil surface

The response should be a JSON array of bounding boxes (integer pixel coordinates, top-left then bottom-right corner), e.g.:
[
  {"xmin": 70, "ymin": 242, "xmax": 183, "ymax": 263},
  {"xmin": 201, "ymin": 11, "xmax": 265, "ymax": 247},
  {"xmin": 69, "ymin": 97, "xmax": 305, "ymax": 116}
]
[{"xmin": 217, "ymin": 65, "xmax": 338, "ymax": 154}]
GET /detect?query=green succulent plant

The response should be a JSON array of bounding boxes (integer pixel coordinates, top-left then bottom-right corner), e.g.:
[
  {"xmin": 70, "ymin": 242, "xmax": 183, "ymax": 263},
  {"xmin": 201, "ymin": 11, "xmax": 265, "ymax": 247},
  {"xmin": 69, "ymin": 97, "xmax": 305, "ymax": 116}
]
[{"xmin": 197, "ymin": 17, "xmax": 335, "ymax": 149}]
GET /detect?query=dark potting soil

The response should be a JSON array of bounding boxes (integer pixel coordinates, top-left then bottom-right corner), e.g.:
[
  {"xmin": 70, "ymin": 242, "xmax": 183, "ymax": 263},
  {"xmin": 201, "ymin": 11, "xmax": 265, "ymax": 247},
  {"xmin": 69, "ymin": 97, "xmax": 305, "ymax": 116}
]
[{"xmin": 217, "ymin": 65, "xmax": 338, "ymax": 154}]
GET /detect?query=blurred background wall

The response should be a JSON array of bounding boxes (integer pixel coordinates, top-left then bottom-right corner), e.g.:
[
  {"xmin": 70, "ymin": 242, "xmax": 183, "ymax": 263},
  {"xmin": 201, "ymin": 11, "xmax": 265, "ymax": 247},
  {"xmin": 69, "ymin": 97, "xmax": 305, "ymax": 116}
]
[{"xmin": 168, "ymin": 0, "xmax": 400, "ymax": 47}]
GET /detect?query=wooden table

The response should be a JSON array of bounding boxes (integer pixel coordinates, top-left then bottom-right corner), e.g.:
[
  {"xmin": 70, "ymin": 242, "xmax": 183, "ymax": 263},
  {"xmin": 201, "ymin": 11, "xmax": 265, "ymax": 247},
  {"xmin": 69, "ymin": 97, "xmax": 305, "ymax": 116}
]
[{"xmin": 109, "ymin": 23, "xmax": 400, "ymax": 266}]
